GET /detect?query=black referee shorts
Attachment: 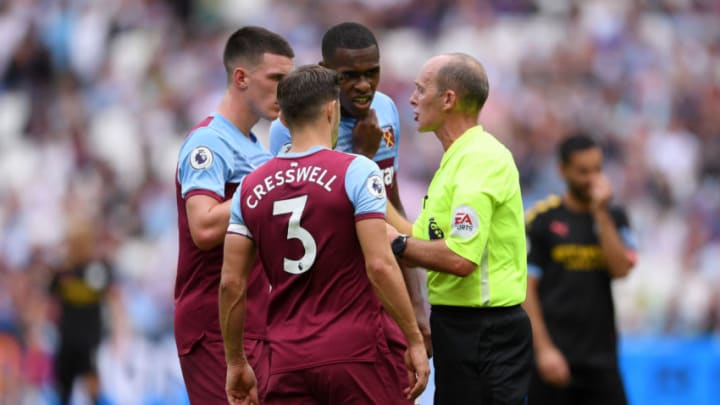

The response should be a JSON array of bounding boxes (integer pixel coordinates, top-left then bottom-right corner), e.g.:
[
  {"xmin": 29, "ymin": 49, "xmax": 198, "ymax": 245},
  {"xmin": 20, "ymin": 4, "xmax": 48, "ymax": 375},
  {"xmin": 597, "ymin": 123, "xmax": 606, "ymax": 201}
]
[{"xmin": 430, "ymin": 304, "xmax": 533, "ymax": 405}]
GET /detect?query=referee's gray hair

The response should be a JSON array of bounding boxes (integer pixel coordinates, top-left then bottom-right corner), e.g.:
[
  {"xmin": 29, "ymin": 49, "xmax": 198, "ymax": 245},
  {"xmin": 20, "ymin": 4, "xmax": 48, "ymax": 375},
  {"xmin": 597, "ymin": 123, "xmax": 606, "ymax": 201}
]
[{"xmin": 436, "ymin": 53, "xmax": 489, "ymax": 114}]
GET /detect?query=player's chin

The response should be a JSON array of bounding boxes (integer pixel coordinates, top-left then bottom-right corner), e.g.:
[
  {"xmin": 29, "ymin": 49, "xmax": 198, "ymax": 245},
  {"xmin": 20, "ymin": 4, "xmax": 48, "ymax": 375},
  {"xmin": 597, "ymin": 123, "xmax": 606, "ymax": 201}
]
[{"xmin": 263, "ymin": 108, "xmax": 280, "ymax": 121}]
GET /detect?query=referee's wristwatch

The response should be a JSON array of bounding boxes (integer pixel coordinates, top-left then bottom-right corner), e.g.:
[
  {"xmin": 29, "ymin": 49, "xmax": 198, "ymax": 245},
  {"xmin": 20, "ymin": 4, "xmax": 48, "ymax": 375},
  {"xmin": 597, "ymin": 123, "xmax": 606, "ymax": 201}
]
[{"xmin": 391, "ymin": 234, "xmax": 409, "ymax": 258}]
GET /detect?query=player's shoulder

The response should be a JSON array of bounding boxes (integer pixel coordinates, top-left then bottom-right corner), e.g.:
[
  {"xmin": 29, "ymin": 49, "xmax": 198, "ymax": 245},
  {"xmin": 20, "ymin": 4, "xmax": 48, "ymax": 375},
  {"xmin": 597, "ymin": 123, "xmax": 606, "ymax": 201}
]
[
  {"xmin": 525, "ymin": 194, "xmax": 563, "ymax": 225},
  {"xmin": 371, "ymin": 91, "xmax": 399, "ymax": 118},
  {"xmin": 181, "ymin": 117, "xmax": 226, "ymax": 148},
  {"xmin": 345, "ymin": 151, "xmax": 381, "ymax": 171},
  {"xmin": 269, "ymin": 118, "xmax": 289, "ymax": 134},
  {"xmin": 371, "ymin": 91, "xmax": 396, "ymax": 108}
]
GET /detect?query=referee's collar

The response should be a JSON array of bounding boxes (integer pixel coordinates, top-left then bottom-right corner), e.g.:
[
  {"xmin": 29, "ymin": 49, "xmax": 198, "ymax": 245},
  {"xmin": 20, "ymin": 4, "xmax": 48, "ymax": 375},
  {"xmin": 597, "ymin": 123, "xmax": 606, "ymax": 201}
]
[{"xmin": 440, "ymin": 125, "xmax": 485, "ymax": 167}]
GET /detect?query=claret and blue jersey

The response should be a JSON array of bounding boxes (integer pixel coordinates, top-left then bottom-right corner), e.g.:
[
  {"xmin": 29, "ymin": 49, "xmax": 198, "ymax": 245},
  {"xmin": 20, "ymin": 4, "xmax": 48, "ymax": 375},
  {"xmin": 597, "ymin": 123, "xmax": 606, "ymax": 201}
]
[
  {"xmin": 174, "ymin": 112, "xmax": 273, "ymax": 351},
  {"xmin": 227, "ymin": 146, "xmax": 389, "ymax": 374},
  {"xmin": 269, "ymin": 91, "xmax": 400, "ymax": 196}
]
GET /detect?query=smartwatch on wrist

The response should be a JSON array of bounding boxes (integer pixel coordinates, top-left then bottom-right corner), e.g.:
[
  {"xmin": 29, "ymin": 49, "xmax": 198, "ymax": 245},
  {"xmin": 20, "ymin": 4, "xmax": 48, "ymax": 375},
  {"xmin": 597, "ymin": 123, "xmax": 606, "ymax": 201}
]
[{"xmin": 391, "ymin": 234, "xmax": 409, "ymax": 258}]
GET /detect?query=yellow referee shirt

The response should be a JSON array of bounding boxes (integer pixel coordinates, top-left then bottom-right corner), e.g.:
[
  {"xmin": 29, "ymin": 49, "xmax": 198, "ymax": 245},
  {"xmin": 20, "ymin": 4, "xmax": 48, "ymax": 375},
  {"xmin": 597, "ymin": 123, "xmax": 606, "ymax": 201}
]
[{"xmin": 412, "ymin": 125, "xmax": 527, "ymax": 307}]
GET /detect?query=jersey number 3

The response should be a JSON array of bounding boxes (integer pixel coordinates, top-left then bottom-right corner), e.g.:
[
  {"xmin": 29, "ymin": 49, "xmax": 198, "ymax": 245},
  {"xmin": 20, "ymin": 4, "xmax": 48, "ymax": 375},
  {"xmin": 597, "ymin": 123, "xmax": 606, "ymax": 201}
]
[{"xmin": 273, "ymin": 195, "xmax": 317, "ymax": 274}]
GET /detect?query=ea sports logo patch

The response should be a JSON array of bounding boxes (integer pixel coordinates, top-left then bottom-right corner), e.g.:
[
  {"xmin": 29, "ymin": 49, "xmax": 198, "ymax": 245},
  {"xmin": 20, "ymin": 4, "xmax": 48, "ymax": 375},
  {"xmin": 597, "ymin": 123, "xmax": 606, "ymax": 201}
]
[
  {"xmin": 366, "ymin": 174, "xmax": 385, "ymax": 199},
  {"xmin": 190, "ymin": 146, "xmax": 213, "ymax": 169},
  {"xmin": 450, "ymin": 205, "xmax": 479, "ymax": 238}
]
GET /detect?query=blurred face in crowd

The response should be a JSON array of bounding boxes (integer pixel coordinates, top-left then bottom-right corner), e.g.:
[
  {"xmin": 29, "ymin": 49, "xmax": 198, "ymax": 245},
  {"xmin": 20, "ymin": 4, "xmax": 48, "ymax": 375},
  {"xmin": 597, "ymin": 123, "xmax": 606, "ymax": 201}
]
[
  {"xmin": 65, "ymin": 219, "xmax": 97, "ymax": 265},
  {"xmin": 410, "ymin": 56, "xmax": 446, "ymax": 133},
  {"xmin": 324, "ymin": 45, "xmax": 380, "ymax": 118},
  {"xmin": 245, "ymin": 53, "xmax": 294, "ymax": 121},
  {"xmin": 561, "ymin": 146, "xmax": 603, "ymax": 202}
]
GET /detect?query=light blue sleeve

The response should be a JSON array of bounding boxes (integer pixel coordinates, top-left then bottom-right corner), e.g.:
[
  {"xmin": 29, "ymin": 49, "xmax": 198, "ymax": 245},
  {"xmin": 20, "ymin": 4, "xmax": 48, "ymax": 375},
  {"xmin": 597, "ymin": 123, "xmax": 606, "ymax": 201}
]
[
  {"xmin": 177, "ymin": 127, "xmax": 233, "ymax": 199},
  {"xmin": 389, "ymin": 99, "xmax": 401, "ymax": 173},
  {"xmin": 269, "ymin": 119, "xmax": 292, "ymax": 156},
  {"xmin": 227, "ymin": 179, "xmax": 253, "ymax": 239},
  {"xmin": 344, "ymin": 156, "xmax": 387, "ymax": 216}
]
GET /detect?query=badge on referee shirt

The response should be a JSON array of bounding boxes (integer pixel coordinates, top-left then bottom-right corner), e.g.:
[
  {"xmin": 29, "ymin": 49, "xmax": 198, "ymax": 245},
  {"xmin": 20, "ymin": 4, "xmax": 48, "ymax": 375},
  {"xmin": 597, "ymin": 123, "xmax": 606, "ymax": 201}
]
[{"xmin": 450, "ymin": 205, "xmax": 479, "ymax": 238}]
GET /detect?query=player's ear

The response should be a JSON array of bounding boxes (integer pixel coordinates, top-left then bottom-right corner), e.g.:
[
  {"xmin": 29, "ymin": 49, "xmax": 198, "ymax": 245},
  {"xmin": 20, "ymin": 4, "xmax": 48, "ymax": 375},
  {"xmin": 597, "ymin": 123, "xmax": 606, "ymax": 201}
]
[
  {"xmin": 324, "ymin": 100, "xmax": 335, "ymax": 123},
  {"xmin": 232, "ymin": 67, "xmax": 249, "ymax": 90},
  {"xmin": 279, "ymin": 111, "xmax": 288, "ymax": 128}
]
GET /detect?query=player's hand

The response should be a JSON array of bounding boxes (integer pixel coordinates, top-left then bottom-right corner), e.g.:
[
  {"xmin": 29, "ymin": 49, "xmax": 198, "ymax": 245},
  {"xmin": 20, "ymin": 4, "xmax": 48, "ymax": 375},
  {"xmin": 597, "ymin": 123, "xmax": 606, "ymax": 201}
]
[
  {"xmin": 536, "ymin": 345, "xmax": 571, "ymax": 387},
  {"xmin": 590, "ymin": 174, "xmax": 613, "ymax": 212},
  {"xmin": 417, "ymin": 316, "xmax": 433, "ymax": 358},
  {"xmin": 351, "ymin": 108, "xmax": 383, "ymax": 158},
  {"xmin": 226, "ymin": 362, "xmax": 259, "ymax": 405},
  {"xmin": 403, "ymin": 342, "xmax": 430, "ymax": 401}
]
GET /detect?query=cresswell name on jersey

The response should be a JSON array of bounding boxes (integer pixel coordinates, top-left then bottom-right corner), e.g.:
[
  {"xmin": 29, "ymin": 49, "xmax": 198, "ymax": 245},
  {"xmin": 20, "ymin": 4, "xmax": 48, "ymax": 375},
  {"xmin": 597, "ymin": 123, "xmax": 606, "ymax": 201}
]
[{"xmin": 245, "ymin": 162, "xmax": 338, "ymax": 209}]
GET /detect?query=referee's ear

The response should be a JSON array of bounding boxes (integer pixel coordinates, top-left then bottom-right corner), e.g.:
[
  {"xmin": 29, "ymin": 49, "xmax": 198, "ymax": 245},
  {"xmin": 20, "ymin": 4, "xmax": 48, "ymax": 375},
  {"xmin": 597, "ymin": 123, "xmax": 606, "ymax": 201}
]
[{"xmin": 442, "ymin": 89, "xmax": 457, "ymax": 112}]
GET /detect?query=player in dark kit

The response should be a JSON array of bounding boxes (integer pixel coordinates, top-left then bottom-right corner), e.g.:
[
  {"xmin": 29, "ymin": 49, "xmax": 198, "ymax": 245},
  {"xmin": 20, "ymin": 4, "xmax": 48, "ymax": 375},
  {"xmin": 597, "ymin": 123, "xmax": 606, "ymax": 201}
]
[
  {"xmin": 174, "ymin": 27, "xmax": 293, "ymax": 404},
  {"xmin": 220, "ymin": 65, "xmax": 429, "ymax": 405},
  {"xmin": 523, "ymin": 134, "xmax": 637, "ymax": 405}
]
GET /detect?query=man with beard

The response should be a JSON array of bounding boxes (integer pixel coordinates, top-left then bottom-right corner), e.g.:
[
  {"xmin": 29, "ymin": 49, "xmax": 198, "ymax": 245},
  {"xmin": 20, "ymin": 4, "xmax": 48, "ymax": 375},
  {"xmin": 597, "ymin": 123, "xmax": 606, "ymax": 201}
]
[{"xmin": 523, "ymin": 134, "xmax": 637, "ymax": 405}]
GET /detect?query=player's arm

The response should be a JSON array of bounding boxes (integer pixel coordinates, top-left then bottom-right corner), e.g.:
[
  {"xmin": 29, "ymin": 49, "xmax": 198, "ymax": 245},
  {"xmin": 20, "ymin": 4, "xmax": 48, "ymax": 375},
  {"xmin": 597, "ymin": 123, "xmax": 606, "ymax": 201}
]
[
  {"xmin": 591, "ymin": 174, "xmax": 635, "ymax": 278},
  {"xmin": 348, "ymin": 157, "xmax": 428, "ymax": 400},
  {"xmin": 521, "ymin": 219, "xmax": 570, "ymax": 387},
  {"xmin": 179, "ymin": 131, "xmax": 235, "ymax": 250},
  {"xmin": 356, "ymin": 218, "xmax": 429, "ymax": 400},
  {"xmin": 219, "ymin": 188, "xmax": 259, "ymax": 404},
  {"xmin": 187, "ymin": 196, "xmax": 233, "ymax": 250},
  {"xmin": 386, "ymin": 203, "xmax": 431, "ymax": 355},
  {"xmin": 523, "ymin": 274, "xmax": 571, "ymax": 387}
]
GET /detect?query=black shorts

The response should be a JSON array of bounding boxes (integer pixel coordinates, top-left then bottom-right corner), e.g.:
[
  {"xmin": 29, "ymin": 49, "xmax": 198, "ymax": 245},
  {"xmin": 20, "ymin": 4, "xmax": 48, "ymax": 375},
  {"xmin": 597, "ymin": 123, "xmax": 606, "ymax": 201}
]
[
  {"xmin": 529, "ymin": 366, "xmax": 627, "ymax": 405},
  {"xmin": 430, "ymin": 304, "xmax": 533, "ymax": 405}
]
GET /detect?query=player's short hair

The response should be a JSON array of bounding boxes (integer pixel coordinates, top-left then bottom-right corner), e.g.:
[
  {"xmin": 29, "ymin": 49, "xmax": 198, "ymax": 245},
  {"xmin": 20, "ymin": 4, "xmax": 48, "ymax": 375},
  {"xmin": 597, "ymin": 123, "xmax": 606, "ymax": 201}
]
[
  {"xmin": 436, "ymin": 53, "xmax": 489, "ymax": 114},
  {"xmin": 223, "ymin": 26, "xmax": 294, "ymax": 78},
  {"xmin": 321, "ymin": 22, "xmax": 379, "ymax": 61},
  {"xmin": 558, "ymin": 134, "xmax": 599, "ymax": 165},
  {"xmin": 278, "ymin": 65, "xmax": 340, "ymax": 129}
]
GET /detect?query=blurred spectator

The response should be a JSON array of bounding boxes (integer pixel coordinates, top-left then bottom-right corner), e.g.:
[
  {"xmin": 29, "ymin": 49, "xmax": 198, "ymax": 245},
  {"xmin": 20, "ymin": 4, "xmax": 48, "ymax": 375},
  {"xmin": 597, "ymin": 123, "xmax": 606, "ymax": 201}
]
[{"xmin": 48, "ymin": 216, "xmax": 125, "ymax": 405}]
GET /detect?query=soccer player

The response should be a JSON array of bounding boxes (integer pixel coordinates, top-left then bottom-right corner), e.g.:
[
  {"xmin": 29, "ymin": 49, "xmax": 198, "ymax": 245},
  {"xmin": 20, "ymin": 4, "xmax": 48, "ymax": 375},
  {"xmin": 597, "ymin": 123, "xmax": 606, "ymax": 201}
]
[
  {"xmin": 220, "ymin": 65, "xmax": 429, "ymax": 405},
  {"xmin": 387, "ymin": 53, "xmax": 533, "ymax": 404},
  {"xmin": 523, "ymin": 134, "xmax": 636, "ymax": 405},
  {"xmin": 269, "ymin": 20, "xmax": 431, "ymax": 383},
  {"xmin": 174, "ymin": 26, "xmax": 293, "ymax": 404}
]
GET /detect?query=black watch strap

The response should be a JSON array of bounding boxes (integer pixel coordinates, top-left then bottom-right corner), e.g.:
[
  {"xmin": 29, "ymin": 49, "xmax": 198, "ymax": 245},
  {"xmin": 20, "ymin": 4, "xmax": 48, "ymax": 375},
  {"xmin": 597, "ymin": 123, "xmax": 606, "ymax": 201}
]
[{"xmin": 391, "ymin": 234, "xmax": 409, "ymax": 258}]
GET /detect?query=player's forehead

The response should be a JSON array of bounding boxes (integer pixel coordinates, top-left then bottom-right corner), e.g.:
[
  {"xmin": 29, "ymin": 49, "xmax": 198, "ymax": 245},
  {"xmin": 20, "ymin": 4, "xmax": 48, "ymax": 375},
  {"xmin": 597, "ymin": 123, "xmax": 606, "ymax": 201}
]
[
  {"xmin": 325, "ymin": 46, "xmax": 379, "ymax": 72},
  {"xmin": 255, "ymin": 52, "xmax": 293, "ymax": 75},
  {"xmin": 567, "ymin": 147, "xmax": 603, "ymax": 168}
]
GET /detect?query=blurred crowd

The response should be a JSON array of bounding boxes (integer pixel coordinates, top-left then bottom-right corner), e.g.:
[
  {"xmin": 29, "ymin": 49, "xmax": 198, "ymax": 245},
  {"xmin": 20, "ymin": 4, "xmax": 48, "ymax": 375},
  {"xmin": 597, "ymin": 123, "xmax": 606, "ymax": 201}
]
[{"xmin": 0, "ymin": 0, "xmax": 719, "ymax": 403}]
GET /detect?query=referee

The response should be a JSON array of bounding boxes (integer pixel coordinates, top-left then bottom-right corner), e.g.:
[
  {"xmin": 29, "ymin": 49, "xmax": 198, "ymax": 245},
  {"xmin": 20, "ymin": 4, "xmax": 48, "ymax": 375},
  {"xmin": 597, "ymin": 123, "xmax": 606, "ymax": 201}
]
[{"xmin": 387, "ymin": 53, "xmax": 532, "ymax": 404}]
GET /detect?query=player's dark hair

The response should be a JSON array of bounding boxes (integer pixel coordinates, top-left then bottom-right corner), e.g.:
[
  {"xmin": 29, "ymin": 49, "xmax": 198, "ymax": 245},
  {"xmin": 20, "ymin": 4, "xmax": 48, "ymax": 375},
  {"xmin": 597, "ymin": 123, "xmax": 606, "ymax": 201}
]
[
  {"xmin": 558, "ymin": 134, "xmax": 599, "ymax": 165},
  {"xmin": 223, "ymin": 26, "xmax": 294, "ymax": 80},
  {"xmin": 321, "ymin": 22, "xmax": 379, "ymax": 62},
  {"xmin": 436, "ymin": 53, "xmax": 489, "ymax": 114},
  {"xmin": 278, "ymin": 65, "xmax": 340, "ymax": 129}
]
